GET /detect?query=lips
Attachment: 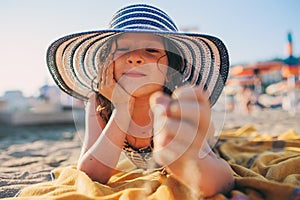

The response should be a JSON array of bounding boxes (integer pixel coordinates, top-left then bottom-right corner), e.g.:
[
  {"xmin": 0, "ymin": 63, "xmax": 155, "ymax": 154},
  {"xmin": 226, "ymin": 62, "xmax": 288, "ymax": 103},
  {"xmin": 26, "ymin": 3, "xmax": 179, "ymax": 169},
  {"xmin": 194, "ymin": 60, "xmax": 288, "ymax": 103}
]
[{"xmin": 123, "ymin": 71, "xmax": 146, "ymax": 78}]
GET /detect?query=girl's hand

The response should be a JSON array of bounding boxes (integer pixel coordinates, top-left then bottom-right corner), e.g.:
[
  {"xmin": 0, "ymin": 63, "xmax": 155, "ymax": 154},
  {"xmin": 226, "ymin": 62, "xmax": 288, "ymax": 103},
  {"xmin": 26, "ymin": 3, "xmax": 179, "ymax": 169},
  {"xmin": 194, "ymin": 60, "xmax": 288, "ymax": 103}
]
[
  {"xmin": 97, "ymin": 59, "xmax": 135, "ymax": 131},
  {"xmin": 150, "ymin": 86, "xmax": 212, "ymax": 168},
  {"xmin": 98, "ymin": 58, "xmax": 134, "ymax": 110}
]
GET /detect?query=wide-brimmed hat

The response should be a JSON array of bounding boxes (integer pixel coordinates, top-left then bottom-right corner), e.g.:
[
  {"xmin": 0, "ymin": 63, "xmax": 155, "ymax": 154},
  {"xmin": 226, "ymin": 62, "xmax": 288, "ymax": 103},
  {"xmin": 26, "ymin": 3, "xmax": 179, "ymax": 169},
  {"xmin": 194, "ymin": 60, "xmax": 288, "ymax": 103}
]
[{"xmin": 46, "ymin": 4, "xmax": 229, "ymax": 106}]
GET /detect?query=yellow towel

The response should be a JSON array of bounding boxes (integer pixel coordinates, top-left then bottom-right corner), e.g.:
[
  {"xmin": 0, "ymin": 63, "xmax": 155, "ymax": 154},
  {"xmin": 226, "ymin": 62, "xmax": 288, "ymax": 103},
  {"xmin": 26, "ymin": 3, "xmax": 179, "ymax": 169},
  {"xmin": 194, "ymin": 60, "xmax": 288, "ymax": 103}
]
[
  {"xmin": 4, "ymin": 125, "xmax": 300, "ymax": 200},
  {"xmin": 218, "ymin": 125, "xmax": 300, "ymax": 200},
  {"xmin": 15, "ymin": 164, "xmax": 200, "ymax": 200}
]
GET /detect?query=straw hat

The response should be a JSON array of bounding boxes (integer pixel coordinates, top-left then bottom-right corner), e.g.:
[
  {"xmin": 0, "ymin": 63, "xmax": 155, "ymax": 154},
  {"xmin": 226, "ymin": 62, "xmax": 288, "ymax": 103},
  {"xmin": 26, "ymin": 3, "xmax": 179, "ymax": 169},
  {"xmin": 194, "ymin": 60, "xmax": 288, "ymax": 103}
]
[{"xmin": 46, "ymin": 4, "xmax": 229, "ymax": 106}]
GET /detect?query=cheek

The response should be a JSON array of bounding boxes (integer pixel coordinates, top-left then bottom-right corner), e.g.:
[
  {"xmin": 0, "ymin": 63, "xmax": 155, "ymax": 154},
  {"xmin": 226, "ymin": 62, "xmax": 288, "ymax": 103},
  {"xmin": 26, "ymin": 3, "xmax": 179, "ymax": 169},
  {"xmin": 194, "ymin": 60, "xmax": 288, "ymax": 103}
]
[
  {"xmin": 159, "ymin": 57, "xmax": 169, "ymax": 75},
  {"xmin": 157, "ymin": 62, "xmax": 169, "ymax": 81}
]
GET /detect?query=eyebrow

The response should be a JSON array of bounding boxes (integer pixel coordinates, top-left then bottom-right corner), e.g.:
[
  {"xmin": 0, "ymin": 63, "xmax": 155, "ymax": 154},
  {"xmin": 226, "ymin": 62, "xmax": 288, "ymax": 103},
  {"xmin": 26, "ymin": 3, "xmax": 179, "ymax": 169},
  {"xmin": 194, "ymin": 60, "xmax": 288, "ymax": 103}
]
[{"xmin": 118, "ymin": 40, "xmax": 165, "ymax": 49}]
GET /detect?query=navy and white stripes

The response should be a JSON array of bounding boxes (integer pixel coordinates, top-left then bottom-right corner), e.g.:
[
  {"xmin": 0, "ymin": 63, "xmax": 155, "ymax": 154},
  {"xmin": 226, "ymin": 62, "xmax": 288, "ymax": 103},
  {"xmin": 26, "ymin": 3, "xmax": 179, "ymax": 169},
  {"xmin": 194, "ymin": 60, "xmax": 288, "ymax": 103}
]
[
  {"xmin": 109, "ymin": 4, "xmax": 178, "ymax": 31},
  {"xmin": 46, "ymin": 4, "xmax": 229, "ymax": 106}
]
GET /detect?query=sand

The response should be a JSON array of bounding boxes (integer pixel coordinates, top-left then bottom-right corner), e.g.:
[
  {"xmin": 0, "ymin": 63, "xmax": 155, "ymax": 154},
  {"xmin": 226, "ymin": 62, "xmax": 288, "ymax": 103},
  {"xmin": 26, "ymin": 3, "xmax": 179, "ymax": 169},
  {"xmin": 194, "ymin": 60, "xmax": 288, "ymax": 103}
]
[
  {"xmin": 0, "ymin": 125, "xmax": 83, "ymax": 198},
  {"xmin": 224, "ymin": 108, "xmax": 300, "ymax": 136},
  {"xmin": 0, "ymin": 108, "xmax": 299, "ymax": 198}
]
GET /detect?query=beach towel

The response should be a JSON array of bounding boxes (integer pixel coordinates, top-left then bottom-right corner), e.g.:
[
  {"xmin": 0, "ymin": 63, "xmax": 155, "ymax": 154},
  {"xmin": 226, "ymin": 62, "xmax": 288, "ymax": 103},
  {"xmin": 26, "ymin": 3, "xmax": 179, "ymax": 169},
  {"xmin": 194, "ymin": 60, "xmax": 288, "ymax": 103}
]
[
  {"xmin": 4, "ymin": 125, "xmax": 300, "ymax": 200},
  {"xmin": 13, "ymin": 162, "xmax": 200, "ymax": 200},
  {"xmin": 218, "ymin": 125, "xmax": 300, "ymax": 200}
]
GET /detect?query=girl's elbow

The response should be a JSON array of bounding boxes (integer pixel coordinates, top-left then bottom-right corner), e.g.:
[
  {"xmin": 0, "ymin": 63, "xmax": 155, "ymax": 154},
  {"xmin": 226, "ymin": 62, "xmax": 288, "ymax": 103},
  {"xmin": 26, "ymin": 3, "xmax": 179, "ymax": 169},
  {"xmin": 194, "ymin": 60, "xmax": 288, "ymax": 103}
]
[
  {"xmin": 214, "ymin": 164, "xmax": 235, "ymax": 196},
  {"xmin": 77, "ymin": 160, "xmax": 110, "ymax": 184},
  {"xmin": 201, "ymin": 174, "xmax": 234, "ymax": 198},
  {"xmin": 201, "ymin": 161, "xmax": 234, "ymax": 197}
]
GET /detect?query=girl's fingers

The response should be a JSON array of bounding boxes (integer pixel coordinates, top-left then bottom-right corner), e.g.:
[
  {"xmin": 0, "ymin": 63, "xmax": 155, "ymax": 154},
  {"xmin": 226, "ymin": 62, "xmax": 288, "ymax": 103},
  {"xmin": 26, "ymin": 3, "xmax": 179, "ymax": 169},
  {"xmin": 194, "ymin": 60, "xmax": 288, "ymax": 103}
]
[
  {"xmin": 150, "ymin": 88, "xmax": 211, "ymax": 130},
  {"xmin": 102, "ymin": 66, "xmax": 108, "ymax": 87},
  {"xmin": 150, "ymin": 87, "xmax": 211, "ymax": 167},
  {"xmin": 97, "ymin": 67, "xmax": 103, "ymax": 91},
  {"xmin": 167, "ymin": 100, "xmax": 208, "ymax": 125},
  {"xmin": 98, "ymin": 62, "xmax": 117, "ymax": 99},
  {"xmin": 153, "ymin": 117, "xmax": 198, "ymax": 147},
  {"xmin": 172, "ymin": 86, "xmax": 210, "ymax": 106},
  {"xmin": 150, "ymin": 86, "xmax": 210, "ymax": 116},
  {"xmin": 105, "ymin": 61, "xmax": 114, "ymax": 85},
  {"xmin": 150, "ymin": 91, "xmax": 171, "ymax": 112}
]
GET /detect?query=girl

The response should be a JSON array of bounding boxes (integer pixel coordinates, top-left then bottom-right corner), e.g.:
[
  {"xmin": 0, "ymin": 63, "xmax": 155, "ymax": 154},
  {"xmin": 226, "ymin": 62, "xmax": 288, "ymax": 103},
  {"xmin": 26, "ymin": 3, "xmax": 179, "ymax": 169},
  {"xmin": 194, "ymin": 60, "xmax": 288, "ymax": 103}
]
[{"xmin": 47, "ymin": 4, "xmax": 234, "ymax": 197}]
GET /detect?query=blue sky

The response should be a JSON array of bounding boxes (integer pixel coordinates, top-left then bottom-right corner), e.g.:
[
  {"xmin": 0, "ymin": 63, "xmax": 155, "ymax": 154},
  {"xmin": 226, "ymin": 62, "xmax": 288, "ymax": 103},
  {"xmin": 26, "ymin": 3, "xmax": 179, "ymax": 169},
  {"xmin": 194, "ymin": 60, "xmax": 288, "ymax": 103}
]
[{"xmin": 1, "ymin": 0, "xmax": 300, "ymax": 96}]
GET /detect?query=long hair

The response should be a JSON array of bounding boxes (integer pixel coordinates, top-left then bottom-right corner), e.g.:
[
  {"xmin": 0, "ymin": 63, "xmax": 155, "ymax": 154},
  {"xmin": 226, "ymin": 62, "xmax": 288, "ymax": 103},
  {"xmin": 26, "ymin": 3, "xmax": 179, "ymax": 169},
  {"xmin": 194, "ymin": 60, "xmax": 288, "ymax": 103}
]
[{"xmin": 95, "ymin": 34, "xmax": 185, "ymax": 123}]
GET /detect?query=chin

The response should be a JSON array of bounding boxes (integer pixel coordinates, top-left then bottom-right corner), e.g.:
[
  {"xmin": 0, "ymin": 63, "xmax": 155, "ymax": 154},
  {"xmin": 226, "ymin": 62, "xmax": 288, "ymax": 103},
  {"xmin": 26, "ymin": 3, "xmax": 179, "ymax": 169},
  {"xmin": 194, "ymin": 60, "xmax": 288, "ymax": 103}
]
[{"xmin": 130, "ymin": 85, "xmax": 163, "ymax": 98}]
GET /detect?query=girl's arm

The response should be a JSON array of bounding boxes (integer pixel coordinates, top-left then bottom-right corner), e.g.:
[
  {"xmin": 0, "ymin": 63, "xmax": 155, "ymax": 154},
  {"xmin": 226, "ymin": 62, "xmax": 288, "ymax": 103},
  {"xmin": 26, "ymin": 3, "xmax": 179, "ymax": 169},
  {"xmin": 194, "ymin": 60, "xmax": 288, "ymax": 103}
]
[
  {"xmin": 150, "ymin": 87, "xmax": 234, "ymax": 197},
  {"xmin": 78, "ymin": 94, "xmax": 106, "ymax": 160},
  {"xmin": 77, "ymin": 94, "xmax": 129, "ymax": 184},
  {"xmin": 167, "ymin": 141, "xmax": 234, "ymax": 197},
  {"xmin": 78, "ymin": 59, "xmax": 135, "ymax": 183}
]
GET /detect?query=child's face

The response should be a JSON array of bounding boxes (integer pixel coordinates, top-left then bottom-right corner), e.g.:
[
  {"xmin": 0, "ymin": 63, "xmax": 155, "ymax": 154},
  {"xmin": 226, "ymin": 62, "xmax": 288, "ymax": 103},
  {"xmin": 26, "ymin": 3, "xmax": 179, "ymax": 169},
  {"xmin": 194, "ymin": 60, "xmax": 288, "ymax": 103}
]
[{"xmin": 111, "ymin": 33, "xmax": 169, "ymax": 97}]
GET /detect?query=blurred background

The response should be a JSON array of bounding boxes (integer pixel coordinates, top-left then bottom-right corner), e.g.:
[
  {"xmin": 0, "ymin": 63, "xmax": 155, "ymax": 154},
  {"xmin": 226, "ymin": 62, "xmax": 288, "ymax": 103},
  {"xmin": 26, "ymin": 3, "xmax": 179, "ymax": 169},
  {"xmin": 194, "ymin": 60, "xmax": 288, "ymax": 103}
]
[
  {"xmin": 0, "ymin": 0, "xmax": 299, "ymax": 126},
  {"xmin": 1, "ymin": 2, "xmax": 300, "ymax": 198}
]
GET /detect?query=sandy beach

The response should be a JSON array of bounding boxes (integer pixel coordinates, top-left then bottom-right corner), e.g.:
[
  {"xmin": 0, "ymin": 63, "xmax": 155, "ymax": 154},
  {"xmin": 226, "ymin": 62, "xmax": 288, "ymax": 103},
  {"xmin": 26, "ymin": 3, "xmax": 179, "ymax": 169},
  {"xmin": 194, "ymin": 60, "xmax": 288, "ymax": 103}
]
[
  {"xmin": 0, "ymin": 107, "xmax": 300, "ymax": 198},
  {"xmin": 0, "ymin": 124, "xmax": 83, "ymax": 198}
]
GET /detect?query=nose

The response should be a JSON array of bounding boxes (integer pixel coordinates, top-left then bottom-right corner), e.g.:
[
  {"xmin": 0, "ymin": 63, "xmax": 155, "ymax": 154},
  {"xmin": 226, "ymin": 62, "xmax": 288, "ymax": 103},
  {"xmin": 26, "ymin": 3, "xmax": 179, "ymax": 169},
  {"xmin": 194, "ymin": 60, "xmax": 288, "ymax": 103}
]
[{"xmin": 126, "ymin": 50, "xmax": 145, "ymax": 65}]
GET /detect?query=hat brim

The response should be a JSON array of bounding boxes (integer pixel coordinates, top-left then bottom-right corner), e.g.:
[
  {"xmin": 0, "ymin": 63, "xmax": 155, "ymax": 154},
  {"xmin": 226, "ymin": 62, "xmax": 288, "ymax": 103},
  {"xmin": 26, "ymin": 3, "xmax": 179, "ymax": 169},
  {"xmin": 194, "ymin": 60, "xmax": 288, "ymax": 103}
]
[{"xmin": 46, "ymin": 29, "xmax": 229, "ymax": 106}]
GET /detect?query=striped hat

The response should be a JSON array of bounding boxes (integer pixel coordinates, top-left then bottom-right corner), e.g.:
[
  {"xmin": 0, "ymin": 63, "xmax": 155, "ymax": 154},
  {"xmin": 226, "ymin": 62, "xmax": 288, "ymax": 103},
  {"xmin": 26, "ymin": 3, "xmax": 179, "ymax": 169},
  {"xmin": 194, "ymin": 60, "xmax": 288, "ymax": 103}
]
[{"xmin": 47, "ymin": 4, "xmax": 229, "ymax": 106}]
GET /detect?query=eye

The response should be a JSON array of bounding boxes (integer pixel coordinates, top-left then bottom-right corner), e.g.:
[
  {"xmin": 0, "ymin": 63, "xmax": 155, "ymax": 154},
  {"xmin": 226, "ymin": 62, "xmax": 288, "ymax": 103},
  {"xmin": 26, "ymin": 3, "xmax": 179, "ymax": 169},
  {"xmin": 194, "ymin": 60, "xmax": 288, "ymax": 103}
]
[
  {"xmin": 116, "ymin": 47, "xmax": 129, "ymax": 52},
  {"xmin": 146, "ymin": 48, "xmax": 159, "ymax": 53}
]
